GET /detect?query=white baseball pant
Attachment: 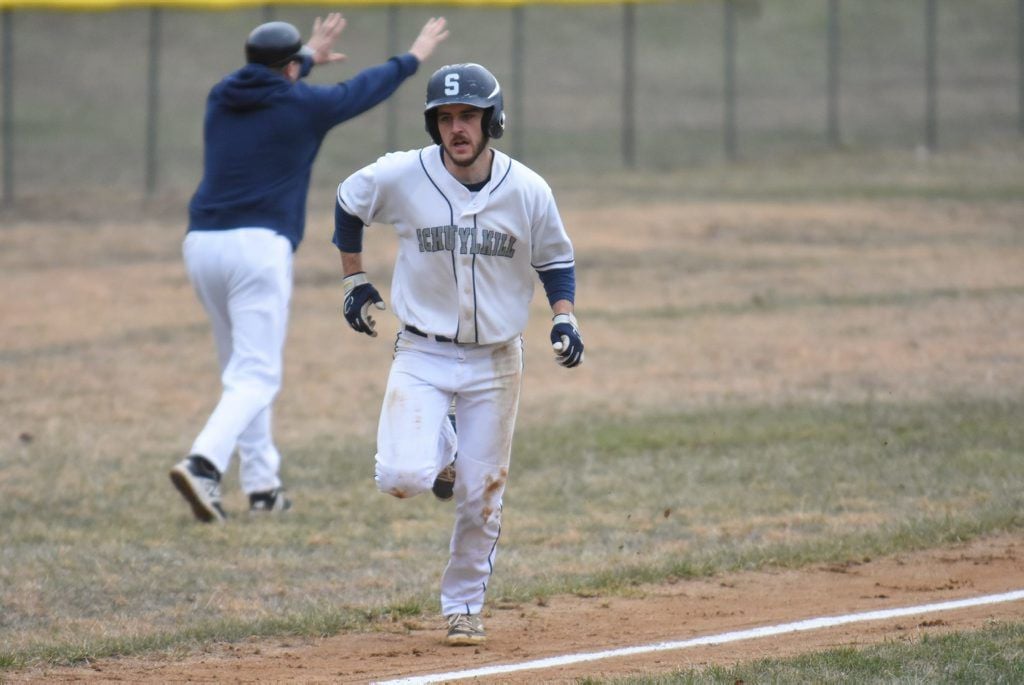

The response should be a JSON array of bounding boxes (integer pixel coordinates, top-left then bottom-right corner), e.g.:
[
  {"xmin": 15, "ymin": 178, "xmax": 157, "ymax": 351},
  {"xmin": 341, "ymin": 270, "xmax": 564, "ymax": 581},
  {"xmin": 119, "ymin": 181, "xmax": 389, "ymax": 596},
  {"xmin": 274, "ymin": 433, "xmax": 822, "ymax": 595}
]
[
  {"xmin": 182, "ymin": 228, "xmax": 293, "ymax": 494},
  {"xmin": 375, "ymin": 332, "xmax": 524, "ymax": 615}
]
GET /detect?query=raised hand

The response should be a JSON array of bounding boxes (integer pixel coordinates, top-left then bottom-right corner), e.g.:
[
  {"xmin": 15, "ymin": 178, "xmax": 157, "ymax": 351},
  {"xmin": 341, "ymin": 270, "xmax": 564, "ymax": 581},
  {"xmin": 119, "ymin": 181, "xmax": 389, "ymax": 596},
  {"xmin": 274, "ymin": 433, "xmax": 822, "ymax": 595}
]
[
  {"xmin": 408, "ymin": 17, "xmax": 450, "ymax": 63},
  {"xmin": 307, "ymin": 12, "xmax": 347, "ymax": 65}
]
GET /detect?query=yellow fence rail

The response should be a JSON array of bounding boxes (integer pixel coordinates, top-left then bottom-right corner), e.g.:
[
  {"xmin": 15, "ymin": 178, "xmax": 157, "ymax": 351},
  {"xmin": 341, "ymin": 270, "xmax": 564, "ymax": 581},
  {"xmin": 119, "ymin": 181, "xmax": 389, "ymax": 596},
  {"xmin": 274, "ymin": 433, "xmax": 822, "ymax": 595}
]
[{"xmin": 0, "ymin": 0, "xmax": 677, "ymax": 11}]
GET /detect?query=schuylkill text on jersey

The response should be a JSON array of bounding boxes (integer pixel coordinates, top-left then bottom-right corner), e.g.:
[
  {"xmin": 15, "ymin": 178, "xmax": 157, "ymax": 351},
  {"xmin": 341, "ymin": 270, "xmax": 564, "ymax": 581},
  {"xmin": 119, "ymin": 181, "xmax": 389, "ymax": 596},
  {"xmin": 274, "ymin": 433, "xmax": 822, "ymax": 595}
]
[{"xmin": 416, "ymin": 225, "xmax": 517, "ymax": 258}]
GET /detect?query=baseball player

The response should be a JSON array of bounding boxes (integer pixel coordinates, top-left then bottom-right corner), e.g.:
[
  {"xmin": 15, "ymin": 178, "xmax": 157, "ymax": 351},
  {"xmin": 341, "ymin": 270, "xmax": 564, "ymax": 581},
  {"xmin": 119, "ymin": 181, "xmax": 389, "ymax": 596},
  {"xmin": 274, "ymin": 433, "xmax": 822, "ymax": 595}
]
[
  {"xmin": 333, "ymin": 63, "xmax": 584, "ymax": 645},
  {"xmin": 169, "ymin": 14, "xmax": 449, "ymax": 523}
]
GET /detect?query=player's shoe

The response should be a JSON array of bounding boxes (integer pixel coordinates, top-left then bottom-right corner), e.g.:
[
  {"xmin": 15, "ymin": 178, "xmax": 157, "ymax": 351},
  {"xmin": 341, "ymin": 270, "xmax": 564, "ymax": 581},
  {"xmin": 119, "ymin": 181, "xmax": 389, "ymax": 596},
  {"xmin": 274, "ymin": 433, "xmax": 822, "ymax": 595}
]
[
  {"xmin": 249, "ymin": 488, "xmax": 292, "ymax": 513},
  {"xmin": 432, "ymin": 407, "xmax": 458, "ymax": 501},
  {"xmin": 432, "ymin": 463, "xmax": 456, "ymax": 501},
  {"xmin": 445, "ymin": 613, "xmax": 486, "ymax": 645},
  {"xmin": 169, "ymin": 455, "xmax": 226, "ymax": 523}
]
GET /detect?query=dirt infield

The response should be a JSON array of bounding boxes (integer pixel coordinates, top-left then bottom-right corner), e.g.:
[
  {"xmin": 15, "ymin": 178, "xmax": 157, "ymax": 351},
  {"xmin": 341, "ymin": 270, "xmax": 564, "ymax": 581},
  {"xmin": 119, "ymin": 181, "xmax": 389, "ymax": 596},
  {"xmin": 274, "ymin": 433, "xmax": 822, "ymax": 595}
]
[{"xmin": 16, "ymin": 533, "xmax": 1024, "ymax": 683}]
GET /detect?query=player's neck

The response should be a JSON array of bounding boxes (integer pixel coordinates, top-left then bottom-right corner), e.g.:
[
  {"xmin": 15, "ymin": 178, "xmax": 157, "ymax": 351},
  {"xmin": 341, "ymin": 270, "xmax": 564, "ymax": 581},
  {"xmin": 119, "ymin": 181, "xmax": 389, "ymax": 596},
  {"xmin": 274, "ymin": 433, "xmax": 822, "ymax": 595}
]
[{"xmin": 442, "ymin": 148, "xmax": 493, "ymax": 186}]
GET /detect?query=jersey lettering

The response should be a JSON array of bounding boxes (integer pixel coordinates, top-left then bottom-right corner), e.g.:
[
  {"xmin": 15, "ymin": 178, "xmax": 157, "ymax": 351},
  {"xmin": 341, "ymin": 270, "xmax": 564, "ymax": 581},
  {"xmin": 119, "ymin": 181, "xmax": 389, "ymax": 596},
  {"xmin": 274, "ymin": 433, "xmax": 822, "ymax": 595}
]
[
  {"xmin": 458, "ymin": 226, "xmax": 473, "ymax": 254},
  {"xmin": 418, "ymin": 225, "xmax": 516, "ymax": 259},
  {"xmin": 416, "ymin": 225, "xmax": 459, "ymax": 253},
  {"xmin": 475, "ymin": 229, "xmax": 512, "ymax": 257}
]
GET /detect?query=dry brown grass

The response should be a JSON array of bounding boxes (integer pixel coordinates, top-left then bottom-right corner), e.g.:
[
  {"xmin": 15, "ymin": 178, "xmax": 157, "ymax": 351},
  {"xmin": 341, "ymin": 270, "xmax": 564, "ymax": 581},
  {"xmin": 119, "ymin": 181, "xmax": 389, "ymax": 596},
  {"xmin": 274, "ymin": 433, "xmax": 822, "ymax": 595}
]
[
  {"xmin": 5, "ymin": 195, "xmax": 1021, "ymax": 458},
  {"xmin": 1, "ymin": 152, "xmax": 1023, "ymax": 665}
]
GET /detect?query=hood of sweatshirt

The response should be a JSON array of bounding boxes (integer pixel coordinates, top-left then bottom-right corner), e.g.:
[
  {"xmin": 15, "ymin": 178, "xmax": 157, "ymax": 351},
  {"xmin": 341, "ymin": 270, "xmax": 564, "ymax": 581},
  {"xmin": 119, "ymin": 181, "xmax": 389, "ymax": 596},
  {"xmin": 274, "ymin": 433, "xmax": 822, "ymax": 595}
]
[{"xmin": 213, "ymin": 64, "xmax": 293, "ymax": 111}]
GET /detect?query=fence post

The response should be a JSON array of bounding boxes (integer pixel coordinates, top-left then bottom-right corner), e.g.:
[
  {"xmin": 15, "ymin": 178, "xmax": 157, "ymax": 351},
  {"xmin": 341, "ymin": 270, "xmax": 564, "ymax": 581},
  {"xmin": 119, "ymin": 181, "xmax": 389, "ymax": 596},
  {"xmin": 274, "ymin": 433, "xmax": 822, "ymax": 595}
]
[
  {"xmin": 622, "ymin": 2, "xmax": 636, "ymax": 168},
  {"xmin": 924, "ymin": 0, "xmax": 938, "ymax": 151},
  {"xmin": 2, "ymin": 9, "xmax": 13, "ymax": 209},
  {"xmin": 723, "ymin": 0, "xmax": 737, "ymax": 161},
  {"xmin": 144, "ymin": 8, "xmax": 162, "ymax": 199},
  {"xmin": 511, "ymin": 4, "xmax": 525, "ymax": 161},
  {"xmin": 1018, "ymin": 0, "xmax": 1023, "ymax": 136},
  {"xmin": 826, "ymin": 0, "xmax": 841, "ymax": 147},
  {"xmin": 386, "ymin": 5, "xmax": 399, "ymax": 151}
]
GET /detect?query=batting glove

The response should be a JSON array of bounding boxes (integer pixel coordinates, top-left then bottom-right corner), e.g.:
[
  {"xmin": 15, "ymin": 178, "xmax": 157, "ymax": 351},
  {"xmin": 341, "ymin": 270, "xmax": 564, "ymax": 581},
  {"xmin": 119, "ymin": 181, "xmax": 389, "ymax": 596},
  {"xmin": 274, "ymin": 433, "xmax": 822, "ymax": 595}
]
[
  {"xmin": 550, "ymin": 312, "xmax": 584, "ymax": 368},
  {"xmin": 343, "ymin": 272, "xmax": 386, "ymax": 337}
]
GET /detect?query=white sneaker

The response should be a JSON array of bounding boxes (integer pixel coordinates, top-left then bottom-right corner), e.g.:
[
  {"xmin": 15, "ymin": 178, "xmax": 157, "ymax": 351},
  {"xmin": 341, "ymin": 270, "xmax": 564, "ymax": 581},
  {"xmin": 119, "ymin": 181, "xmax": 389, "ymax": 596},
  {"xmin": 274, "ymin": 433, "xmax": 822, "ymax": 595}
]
[
  {"xmin": 169, "ymin": 456, "xmax": 226, "ymax": 523},
  {"xmin": 249, "ymin": 488, "xmax": 292, "ymax": 513},
  {"xmin": 445, "ymin": 613, "xmax": 486, "ymax": 645}
]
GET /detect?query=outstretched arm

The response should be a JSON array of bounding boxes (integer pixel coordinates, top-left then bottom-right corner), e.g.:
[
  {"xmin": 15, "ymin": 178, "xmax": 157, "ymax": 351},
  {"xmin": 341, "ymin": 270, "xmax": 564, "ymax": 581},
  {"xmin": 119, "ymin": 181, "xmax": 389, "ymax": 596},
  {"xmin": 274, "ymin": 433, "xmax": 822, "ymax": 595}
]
[{"xmin": 313, "ymin": 16, "xmax": 448, "ymax": 126}]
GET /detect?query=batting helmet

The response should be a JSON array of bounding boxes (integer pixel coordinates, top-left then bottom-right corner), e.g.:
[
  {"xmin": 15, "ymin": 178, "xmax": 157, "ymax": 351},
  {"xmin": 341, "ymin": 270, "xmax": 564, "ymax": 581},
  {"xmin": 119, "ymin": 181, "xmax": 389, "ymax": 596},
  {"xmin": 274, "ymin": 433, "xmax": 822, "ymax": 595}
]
[
  {"xmin": 245, "ymin": 21, "xmax": 313, "ymax": 68},
  {"xmin": 424, "ymin": 63, "xmax": 506, "ymax": 145}
]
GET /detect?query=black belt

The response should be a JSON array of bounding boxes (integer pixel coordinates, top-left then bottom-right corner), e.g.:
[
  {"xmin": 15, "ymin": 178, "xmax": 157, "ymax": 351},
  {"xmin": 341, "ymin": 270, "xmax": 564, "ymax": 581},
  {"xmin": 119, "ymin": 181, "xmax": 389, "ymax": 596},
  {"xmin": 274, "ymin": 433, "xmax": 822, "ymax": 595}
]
[{"xmin": 405, "ymin": 325, "xmax": 455, "ymax": 343}]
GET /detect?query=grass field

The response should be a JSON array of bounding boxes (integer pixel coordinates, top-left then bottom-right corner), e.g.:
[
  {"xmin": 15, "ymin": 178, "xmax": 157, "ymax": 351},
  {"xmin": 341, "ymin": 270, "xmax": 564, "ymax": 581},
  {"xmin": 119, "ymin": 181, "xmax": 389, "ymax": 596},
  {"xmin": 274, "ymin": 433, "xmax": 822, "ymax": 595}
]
[
  {"xmin": 593, "ymin": 621, "xmax": 1024, "ymax": 684},
  {"xmin": 2, "ymin": 143, "xmax": 1023, "ymax": 680}
]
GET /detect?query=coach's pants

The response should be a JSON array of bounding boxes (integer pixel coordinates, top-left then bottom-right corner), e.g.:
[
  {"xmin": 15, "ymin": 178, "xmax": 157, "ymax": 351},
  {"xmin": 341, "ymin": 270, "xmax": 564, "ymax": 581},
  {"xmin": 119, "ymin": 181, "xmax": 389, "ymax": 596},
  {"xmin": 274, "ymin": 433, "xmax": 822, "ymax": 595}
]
[
  {"xmin": 374, "ymin": 332, "xmax": 524, "ymax": 616},
  {"xmin": 183, "ymin": 228, "xmax": 293, "ymax": 495}
]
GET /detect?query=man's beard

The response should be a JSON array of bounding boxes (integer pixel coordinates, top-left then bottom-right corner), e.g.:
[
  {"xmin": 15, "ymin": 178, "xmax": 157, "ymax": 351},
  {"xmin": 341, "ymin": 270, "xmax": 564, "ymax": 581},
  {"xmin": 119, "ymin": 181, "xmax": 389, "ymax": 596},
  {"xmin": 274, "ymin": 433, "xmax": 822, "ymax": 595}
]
[{"xmin": 445, "ymin": 136, "xmax": 488, "ymax": 167}]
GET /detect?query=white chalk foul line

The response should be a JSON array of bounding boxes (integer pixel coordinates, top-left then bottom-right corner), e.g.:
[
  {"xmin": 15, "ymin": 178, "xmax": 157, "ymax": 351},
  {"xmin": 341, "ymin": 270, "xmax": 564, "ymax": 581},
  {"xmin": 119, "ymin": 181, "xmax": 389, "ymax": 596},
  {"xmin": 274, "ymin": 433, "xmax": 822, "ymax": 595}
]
[{"xmin": 374, "ymin": 589, "xmax": 1024, "ymax": 685}]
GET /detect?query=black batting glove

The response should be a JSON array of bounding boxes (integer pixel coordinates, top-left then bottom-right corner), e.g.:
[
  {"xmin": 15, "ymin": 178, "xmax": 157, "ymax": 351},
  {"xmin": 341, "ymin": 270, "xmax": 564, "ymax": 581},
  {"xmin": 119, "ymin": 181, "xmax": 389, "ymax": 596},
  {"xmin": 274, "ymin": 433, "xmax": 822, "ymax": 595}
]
[
  {"xmin": 550, "ymin": 312, "xmax": 584, "ymax": 368},
  {"xmin": 342, "ymin": 272, "xmax": 386, "ymax": 337}
]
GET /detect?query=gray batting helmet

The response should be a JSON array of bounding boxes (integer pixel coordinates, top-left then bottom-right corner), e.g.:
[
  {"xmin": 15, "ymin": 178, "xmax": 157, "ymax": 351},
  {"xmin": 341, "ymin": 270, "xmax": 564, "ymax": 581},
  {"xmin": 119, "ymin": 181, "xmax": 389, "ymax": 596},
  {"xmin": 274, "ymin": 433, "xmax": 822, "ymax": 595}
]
[
  {"xmin": 245, "ymin": 21, "xmax": 313, "ymax": 68},
  {"xmin": 424, "ymin": 63, "xmax": 506, "ymax": 145}
]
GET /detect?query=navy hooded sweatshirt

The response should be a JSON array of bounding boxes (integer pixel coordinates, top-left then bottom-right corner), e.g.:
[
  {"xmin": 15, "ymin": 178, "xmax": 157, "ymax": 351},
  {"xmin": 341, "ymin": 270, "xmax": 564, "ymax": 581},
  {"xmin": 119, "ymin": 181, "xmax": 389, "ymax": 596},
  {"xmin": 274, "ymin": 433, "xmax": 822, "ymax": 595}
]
[{"xmin": 188, "ymin": 53, "xmax": 419, "ymax": 251}]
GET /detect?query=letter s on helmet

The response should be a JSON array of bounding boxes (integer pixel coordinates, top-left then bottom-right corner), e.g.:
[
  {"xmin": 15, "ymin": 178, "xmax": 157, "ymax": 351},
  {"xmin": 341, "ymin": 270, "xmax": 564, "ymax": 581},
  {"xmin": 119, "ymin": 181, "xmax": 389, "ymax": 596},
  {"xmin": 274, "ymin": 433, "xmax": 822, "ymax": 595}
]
[{"xmin": 424, "ymin": 63, "xmax": 506, "ymax": 145}]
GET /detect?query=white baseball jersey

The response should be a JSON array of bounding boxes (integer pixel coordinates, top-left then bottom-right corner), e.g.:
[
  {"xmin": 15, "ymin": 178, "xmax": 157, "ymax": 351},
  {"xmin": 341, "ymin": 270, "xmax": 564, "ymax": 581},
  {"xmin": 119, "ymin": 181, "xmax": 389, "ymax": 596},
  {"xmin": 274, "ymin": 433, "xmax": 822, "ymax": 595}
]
[{"xmin": 336, "ymin": 145, "xmax": 575, "ymax": 344}]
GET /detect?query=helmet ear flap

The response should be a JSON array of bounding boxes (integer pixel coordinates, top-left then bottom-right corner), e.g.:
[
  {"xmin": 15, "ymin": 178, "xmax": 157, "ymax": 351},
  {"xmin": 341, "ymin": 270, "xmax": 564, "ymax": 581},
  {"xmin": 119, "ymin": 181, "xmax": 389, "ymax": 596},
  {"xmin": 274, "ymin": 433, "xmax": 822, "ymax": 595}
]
[
  {"xmin": 488, "ymin": 109, "xmax": 506, "ymax": 140},
  {"xmin": 425, "ymin": 110, "xmax": 442, "ymax": 145}
]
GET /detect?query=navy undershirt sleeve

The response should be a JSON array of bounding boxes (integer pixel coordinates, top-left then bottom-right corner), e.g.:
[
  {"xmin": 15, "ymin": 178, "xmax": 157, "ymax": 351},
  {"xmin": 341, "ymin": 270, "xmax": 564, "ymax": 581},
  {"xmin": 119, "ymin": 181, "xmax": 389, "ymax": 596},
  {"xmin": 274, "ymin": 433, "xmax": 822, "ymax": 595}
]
[
  {"xmin": 333, "ymin": 200, "xmax": 365, "ymax": 253},
  {"xmin": 538, "ymin": 266, "xmax": 576, "ymax": 306}
]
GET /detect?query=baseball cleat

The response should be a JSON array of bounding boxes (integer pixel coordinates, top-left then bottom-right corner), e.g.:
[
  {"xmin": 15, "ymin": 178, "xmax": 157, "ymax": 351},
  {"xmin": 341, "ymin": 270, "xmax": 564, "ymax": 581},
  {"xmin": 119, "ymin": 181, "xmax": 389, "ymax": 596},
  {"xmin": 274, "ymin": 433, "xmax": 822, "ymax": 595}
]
[
  {"xmin": 169, "ymin": 455, "xmax": 226, "ymax": 523},
  {"xmin": 445, "ymin": 613, "xmax": 486, "ymax": 645},
  {"xmin": 432, "ymin": 463, "xmax": 456, "ymax": 501},
  {"xmin": 432, "ymin": 405, "xmax": 457, "ymax": 501},
  {"xmin": 249, "ymin": 487, "xmax": 292, "ymax": 513}
]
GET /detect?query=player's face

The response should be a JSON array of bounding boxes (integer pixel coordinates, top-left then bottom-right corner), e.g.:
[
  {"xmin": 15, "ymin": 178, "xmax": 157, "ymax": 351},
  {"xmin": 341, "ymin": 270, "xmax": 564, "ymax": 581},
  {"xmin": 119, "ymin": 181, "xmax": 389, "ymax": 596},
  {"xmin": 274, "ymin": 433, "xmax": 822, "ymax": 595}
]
[{"xmin": 436, "ymin": 105, "xmax": 489, "ymax": 168}]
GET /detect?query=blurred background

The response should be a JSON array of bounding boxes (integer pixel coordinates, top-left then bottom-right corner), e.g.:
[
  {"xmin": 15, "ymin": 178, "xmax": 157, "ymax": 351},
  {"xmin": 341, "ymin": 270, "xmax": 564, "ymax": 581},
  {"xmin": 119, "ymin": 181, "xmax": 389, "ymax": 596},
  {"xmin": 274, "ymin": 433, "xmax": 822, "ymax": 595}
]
[{"xmin": 0, "ymin": 0, "xmax": 1020, "ymax": 213}]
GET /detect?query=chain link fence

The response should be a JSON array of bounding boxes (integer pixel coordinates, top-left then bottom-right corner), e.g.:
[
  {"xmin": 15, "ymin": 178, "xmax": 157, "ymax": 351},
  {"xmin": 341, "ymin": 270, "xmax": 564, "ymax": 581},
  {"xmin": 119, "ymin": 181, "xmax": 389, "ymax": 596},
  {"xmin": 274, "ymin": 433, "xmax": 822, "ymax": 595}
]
[{"xmin": 0, "ymin": 0, "xmax": 1021, "ymax": 209}]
